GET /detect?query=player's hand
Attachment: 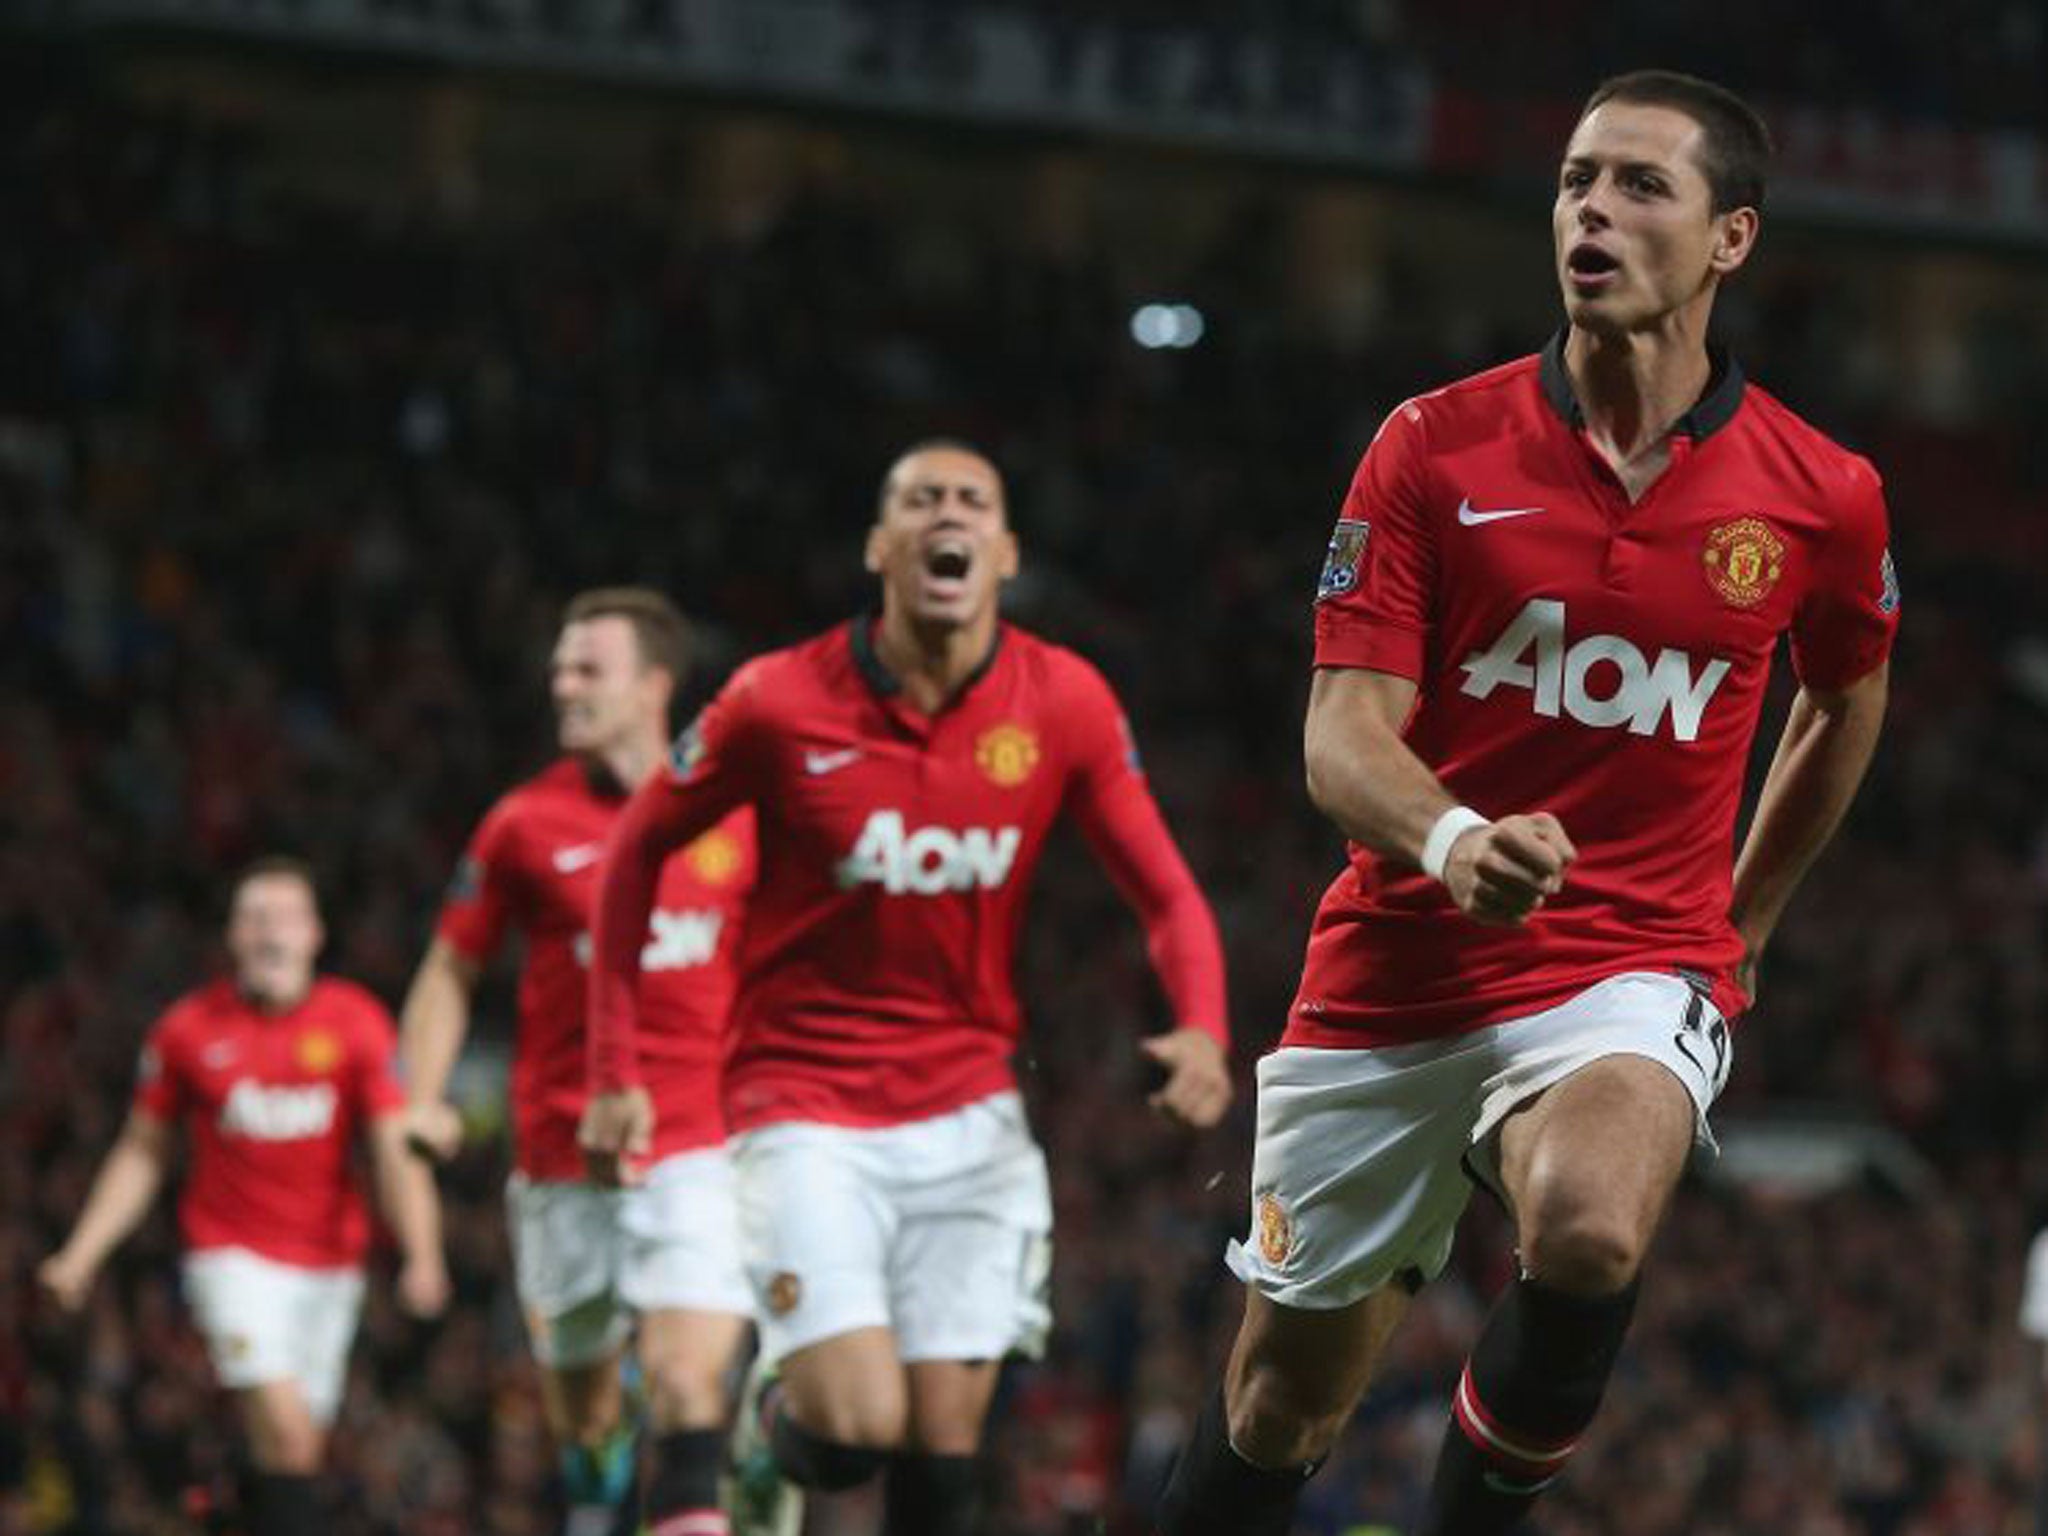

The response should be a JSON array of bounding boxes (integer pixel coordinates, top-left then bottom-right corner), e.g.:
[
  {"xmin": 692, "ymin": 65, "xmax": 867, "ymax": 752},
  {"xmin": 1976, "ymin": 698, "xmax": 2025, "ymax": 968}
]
[
  {"xmin": 37, "ymin": 1250, "xmax": 95, "ymax": 1314},
  {"xmin": 1140, "ymin": 1029, "xmax": 1233, "ymax": 1129},
  {"xmin": 1734, "ymin": 944, "xmax": 1762, "ymax": 1007},
  {"xmin": 1442, "ymin": 812, "xmax": 1576, "ymax": 926},
  {"xmin": 579, "ymin": 1087, "xmax": 654, "ymax": 1188},
  {"xmin": 397, "ymin": 1253, "xmax": 452, "ymax": 1319},
  {"xmin": 402, "ymin": 1100, "xmax": 465, "ymax": 1164}
]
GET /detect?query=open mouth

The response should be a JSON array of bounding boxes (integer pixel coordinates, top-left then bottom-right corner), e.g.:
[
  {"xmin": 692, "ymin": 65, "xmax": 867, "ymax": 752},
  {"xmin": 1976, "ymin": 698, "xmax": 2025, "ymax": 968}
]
[
  {"xmin": 1567, "ymin": 244, "xmax": 1621, "ymax": 285},
  {"xmin": 923, "ymin": 542, "xmax": 972, "ymax": 582}
]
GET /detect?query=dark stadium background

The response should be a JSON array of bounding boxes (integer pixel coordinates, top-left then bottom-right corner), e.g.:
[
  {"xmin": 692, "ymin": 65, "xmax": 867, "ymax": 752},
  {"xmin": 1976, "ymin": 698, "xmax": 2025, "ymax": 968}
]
[{"xmin": 4, "ymin": 3, "xmax": 2047, "ymax": 1532}]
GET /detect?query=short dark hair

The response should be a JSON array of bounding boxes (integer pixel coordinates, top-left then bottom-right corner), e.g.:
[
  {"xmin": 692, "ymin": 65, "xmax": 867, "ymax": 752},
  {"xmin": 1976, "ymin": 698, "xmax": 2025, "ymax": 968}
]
[
  {"xmin": 231, "ymin": 855, "xmax": 319, "ymax": 908},
  {"xmin": 877, "ymin": 437, "xmax": 1002, "ymax": 517},
  {"xmin": 1581, "ymin": 70, "xmax": 1772, "ymax": 214},
  {"xmin": 562, "ymin": 586, "xmax": 690, "ymax": 680}
]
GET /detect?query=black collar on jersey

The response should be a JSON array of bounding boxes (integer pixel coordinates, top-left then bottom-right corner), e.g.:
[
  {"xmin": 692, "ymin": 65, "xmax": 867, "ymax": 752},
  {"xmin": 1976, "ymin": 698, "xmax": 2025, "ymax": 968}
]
[
  {"xmin": 1538, "ymin": 329, "xmax": 1745, "ymax": 441},
  {"xmin": 848, "ymin": 613, "xmax": 1004, "ymax": 701}
]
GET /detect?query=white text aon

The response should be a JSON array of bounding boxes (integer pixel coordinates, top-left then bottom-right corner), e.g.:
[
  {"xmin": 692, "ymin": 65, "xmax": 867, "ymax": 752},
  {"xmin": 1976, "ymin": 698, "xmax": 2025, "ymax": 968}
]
[
  {"xmin": 836, "ymin": 810, "xmax": 1022, "ymax": 895},
  {"xmin": 572, "ymin": 909, "xmax": 724, "ymax": 972},
  {"xmin": 1460, "ymin": 599, "xmax": 1731, "ymax": 743},
  {"xmin": 219, "ymin": 1080, "xmax": 338, "ymax": 1141}
]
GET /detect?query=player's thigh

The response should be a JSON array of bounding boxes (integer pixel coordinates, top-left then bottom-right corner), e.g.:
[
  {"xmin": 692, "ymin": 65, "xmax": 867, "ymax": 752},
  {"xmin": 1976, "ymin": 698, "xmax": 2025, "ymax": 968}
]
[
  {"xmin": 233, "ymin": 1378, "xmax": 327, "ymax": 1473},
  {"xmin": 902, "ymin": 1359, "xmax": 1002, "ymax": 1456},
  {"xmin": 1227, "ymin": 1037, "xmax": 1497, "ymax": 1312},
  {"xmin": 1473, "ymin": 971, "xmax": 1731, "ymax": 1274},
  {"xmin": 888, "ymin": 1095, "xmax": 1053, "ymax": 1371},
  {"xmin": 732, "ymin": 1122, "xmax": 896, "ymax": 1368},
  {"xmin": 506, "ymin": 1174, "xmax": 630, "ymax": 1372},
  {"xmin": 1227, "ymin": 1284, "xmax": 1412, "ymax": 1450}
]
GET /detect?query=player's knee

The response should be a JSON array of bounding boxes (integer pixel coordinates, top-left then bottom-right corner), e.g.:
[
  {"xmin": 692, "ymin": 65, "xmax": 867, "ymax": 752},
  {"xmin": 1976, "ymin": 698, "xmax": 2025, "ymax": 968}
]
[
  {"xmin": 1520, "ymin": 1209, "xmax": 1647, "ymax": 1295},
  {"xmin": 786, "ymin": 1387, "xmax": 907, "ymax": 1451},
  {"xmin": 1225, "ymin": 1356, "xmax": 1348, "ymax": 1469},
  {"xmin": 643, "ymin": 1358, "xmax": 726, "ymax": 1432}
]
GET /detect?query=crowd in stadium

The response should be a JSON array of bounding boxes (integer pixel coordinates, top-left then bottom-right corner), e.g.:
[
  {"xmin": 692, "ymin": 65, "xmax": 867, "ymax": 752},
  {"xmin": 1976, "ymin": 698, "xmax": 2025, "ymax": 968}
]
[{"xmin": 4, "ymin": 53, "xmax": 2048, "ymax": 1536}]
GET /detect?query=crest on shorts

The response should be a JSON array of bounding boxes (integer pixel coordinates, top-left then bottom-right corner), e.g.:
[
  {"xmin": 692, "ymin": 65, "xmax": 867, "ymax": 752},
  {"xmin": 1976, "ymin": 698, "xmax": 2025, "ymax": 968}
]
[
  {"xmin": 684, "ymin": 828, "xmax": 743, "ymax": 886},
  {"xmin": 1316, "ymin": 519, "xmax": 1369, "ymax": 603},
  {"xmin": 765, "ymin": 1271, "xmax": 803, "ymax": 1317},
  {"xmin": 974, "ymin": 723, "xmax": 1040, "ymax": 788},
  {"xmin": 1255, "ymin": 1191, "xmax": 1293, "ymax": 1268},
  {"xmin": 1702, "ymin": 517, "xmax": 1785, "ymax": 608},
  {"xmin": 297, "ymin": 1029, "xmax": 342, "ymax": 1074}
]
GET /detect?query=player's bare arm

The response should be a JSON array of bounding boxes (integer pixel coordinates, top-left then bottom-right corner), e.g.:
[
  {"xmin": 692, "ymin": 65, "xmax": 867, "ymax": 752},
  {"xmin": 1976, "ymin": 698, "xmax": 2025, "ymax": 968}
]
[
  {"xmin": 38, "ymin": 1109, "xmax": 173, "ymax": 1312},
  {"xmin": 1729, "ymin": 661, "xmax": 1889, "ymax": 997},
  {"xmin": 396, "ymin": 937, "xmax": 482, "ymax": 1162},
  {"xmin": 1304, "ymin": 667, "xmax": 1576, "ymax": 925},
  {"xmin": 368, "ymin": 1115, "xmax": 452, "ymax": 1317}
]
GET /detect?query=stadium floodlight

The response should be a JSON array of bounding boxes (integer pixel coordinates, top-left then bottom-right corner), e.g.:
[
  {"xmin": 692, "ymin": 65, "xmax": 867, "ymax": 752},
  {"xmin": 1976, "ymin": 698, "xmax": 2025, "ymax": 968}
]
[{"xmin": 1130, "ymin": 302, "xmax": 1206, "ymax": 349}]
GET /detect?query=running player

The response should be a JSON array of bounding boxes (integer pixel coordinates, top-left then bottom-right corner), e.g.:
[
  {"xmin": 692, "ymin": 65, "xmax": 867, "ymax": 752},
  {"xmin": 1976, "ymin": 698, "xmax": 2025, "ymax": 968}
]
[
  {"xmin": 39, "ymin": 857, "xmax": 447, "ymax": 1536},
  {"xmin": 580, "ymin": 440, "xmax": 1233, "ymax": 1536},
  {"xmin": 399, "ymin": 588, "xmax": 755, "ymax": 1536},
  {"xmin": 1155, "ymin": 70, "xmax": 1897, "ymax": 1536}
]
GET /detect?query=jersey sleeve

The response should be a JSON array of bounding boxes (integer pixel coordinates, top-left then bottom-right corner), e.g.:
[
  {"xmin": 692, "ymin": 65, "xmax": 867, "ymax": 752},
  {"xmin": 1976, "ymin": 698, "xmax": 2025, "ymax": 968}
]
[
  {"xmin": 348, "ymin": 993, "xmax": 408, "ymax": 1120},
  {"xmin": 435, "ymin": 802, "xmax": 519, "ymax": 964},
  {"xmin": 1312, "ymin": 398, "xmax": 1438, "ymax": 679},
  {"xmin": 588, "ymin": 663, "xmax": 768, "ymax": 1091},
  {"xmin": 1789, "ymin": 454, "xmax": 1898, "ymax": 691},
  {"xmin": 1060, "ymin": 659, "xmax": 1230, "ymax": 1046},
  {"xmin": 130, "ymin": 1010, "xmax": 185, "ymax": 1122}
]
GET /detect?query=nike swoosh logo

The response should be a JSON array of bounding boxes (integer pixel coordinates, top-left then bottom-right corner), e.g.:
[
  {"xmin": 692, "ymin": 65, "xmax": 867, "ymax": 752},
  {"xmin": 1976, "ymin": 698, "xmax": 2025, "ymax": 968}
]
[
  {"xmin": 552, "ymin": 844, "xmax": 604, "ymax": 874},
  {"xmin": 804, "ymin": 747, "xmax": 863, "ymax": 776},
  {"xmin": 1457, "ymin": 498, "xmax": 1546, "ymax": 526}
]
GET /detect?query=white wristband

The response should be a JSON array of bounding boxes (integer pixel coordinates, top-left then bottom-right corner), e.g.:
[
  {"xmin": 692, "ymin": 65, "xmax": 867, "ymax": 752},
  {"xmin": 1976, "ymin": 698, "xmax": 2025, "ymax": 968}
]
[{"xmin": 1420, "ymin": 806, "xmax": 1489, "ymax": 882}]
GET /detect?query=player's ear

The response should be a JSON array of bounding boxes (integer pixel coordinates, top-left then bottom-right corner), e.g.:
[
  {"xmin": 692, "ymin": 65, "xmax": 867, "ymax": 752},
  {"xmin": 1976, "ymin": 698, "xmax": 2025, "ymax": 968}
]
[
  {"xmin": 1709, "ymin": 205, "xmax": 1758, "ymax": 277},
  {"xmin": 995, "ymin": 528, "xmax": 1020, "ymax": 582},
  {"xmin": 863, "ymin": 524, "xmax": 885, "ymax": 575}
]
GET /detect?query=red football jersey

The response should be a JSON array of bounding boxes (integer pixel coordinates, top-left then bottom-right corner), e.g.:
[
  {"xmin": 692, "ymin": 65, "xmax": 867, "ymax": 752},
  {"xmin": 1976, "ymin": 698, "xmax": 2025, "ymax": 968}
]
[
  {"xmin": 439, "ymin": 759, "xmax": 754, "ymax": 1178},
  {"xmin": 589, "ymin": 620, "xmax": 1228, "ymax": 1132},
  {"xmin": 133, "ymin": 977, "xmax": 405, "ymax": 1270},
  {"xmin": 1293, "ymin": 337, "xmax": 1898, "ymax": 1046}
]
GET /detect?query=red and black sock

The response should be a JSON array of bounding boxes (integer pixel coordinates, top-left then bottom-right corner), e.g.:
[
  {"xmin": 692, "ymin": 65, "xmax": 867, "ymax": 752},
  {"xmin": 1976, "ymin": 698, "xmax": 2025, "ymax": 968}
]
[
  {"xmin": 1154, "ymin": 1383, "xmax": 1322, "ymax": 1536},
  {"xmin": 642, "ymin": 1429, "xmax": 727, "ymax": 1536},
  {"xmin": 1418, "ymin": 1275, "xmax": 1638, "ymax": 1536}
]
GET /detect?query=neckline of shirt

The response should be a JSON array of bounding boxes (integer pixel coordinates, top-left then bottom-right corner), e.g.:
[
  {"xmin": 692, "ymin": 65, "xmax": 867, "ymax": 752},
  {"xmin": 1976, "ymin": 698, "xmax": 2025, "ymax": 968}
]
[{"xmin": 1536, "ymin": 328, "xmax": 1745, "ymax": 443}]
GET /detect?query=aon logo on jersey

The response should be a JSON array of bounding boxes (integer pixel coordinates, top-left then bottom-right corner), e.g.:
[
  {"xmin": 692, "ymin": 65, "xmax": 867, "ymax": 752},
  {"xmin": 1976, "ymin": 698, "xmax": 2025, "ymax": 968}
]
[
  {"xmin": 219, "ymin": 1080, "xmax": 338, "ymax": 1140},
  {"xmin": 836, "ymin": 810, "xmax": 1022, "ymax": 895},
  {"xmin": 573, "ymin": 909, "xmax": 724, "ymax": 972},
  {"xmin": 1459, "ymin": 599, "xmax": 1732, "ymax": 743}
]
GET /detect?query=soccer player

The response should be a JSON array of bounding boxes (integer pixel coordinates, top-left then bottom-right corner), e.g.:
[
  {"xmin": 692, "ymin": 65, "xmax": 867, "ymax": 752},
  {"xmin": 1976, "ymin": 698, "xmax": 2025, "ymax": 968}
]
[
  {"xmin": 580, "ymin": 439, "xmax": 1233, "ymax": 1536},
  {"xmin": 1154, "ymin": 71, "xmax": 1897, "ymax": 1536},
  {"xmin": 399, "ymin": 587, "xmax": 756, "ymax": 1536},
  {"xmin": 38, "ymin": 857, "xmax": 447, "ymax": 1536}
]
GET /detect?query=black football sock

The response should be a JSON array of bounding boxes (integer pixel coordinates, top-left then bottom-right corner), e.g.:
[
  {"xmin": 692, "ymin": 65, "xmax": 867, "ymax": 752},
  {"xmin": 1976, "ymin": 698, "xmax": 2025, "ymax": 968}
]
[
  {"xmin": 882, "ymin": 1451, "xmax": 982, "ymax": 1536},
  {"xmin": 1155, "ymin": 1382, "xmax": 1323, "ymax": 1536},
  {"xmin": 643, "ymin": 1428, "xmax": 726, "ymax": 1535},
  {"xmin": 769, "ymin": 1408, "xmax": 889, "ymax": 1491},
  {"xmin": 244, "ymin": 1470, "xmax": 327, "ymax": 1536},
  {"xmin": 1417, "ymin": 1275, "xmax": 1639, "ymax": 1536}
]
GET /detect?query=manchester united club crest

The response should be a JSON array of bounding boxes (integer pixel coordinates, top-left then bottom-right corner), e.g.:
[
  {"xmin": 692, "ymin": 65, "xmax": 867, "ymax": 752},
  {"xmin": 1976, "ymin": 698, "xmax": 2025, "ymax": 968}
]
[
  {"xmin": 297, "ymin": 1029, "xmax": 342, "ymax": 1074},
  {"xmin": 1702, "ymin": 517, "xmax": 1786, "ymax": 609},
  {"xmin": 766, "ymin": 1271, "xmax": 804, "ymax": 1317},
  {"xmin": 975, "ymin": 723, "xmax": 1040, "ymax": 788},
  {"xmin": 684, "ymin": 828, "xmax": 743, "ymax": 886},
  {"xmin": 1256, "ymin": 1191, "xmax": 1293, "ymax": 1268}
]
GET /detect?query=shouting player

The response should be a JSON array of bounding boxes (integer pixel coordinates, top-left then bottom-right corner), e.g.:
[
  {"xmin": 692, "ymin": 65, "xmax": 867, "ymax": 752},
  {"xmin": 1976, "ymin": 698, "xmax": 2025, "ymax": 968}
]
[
  {"xmin": 1156, "ymin": 71, "xmax": 1897, "ymax": 1536},
  {"xmin": 580, "ymin": 440, "xmax": 1233, "ymax": 1536},
  {"xmin": 39, "ymin": 857, "xmax": 447, "ymax": 1536},
  {"xmin": 399, "ymin": 588, "xmax": 755, "ymax": 1536}
]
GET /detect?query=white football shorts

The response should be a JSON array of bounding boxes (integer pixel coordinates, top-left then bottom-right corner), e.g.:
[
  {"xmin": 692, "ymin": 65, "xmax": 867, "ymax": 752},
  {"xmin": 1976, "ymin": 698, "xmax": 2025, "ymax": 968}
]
[
  {"xmin": 732, "ymin": 1090, "xmax": 1053, "ymax": 1365},
  {"xmin": 1228, "ymin": 970, "xmax": 1733, "ymax": 1310},
  {"xmin": 181, "ymin": 1247, "xmax": 366, "ymax": 1424},
  {"xmin": 508, "ymin": 1145, "xmax": 752, "ymax": 1369}
]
